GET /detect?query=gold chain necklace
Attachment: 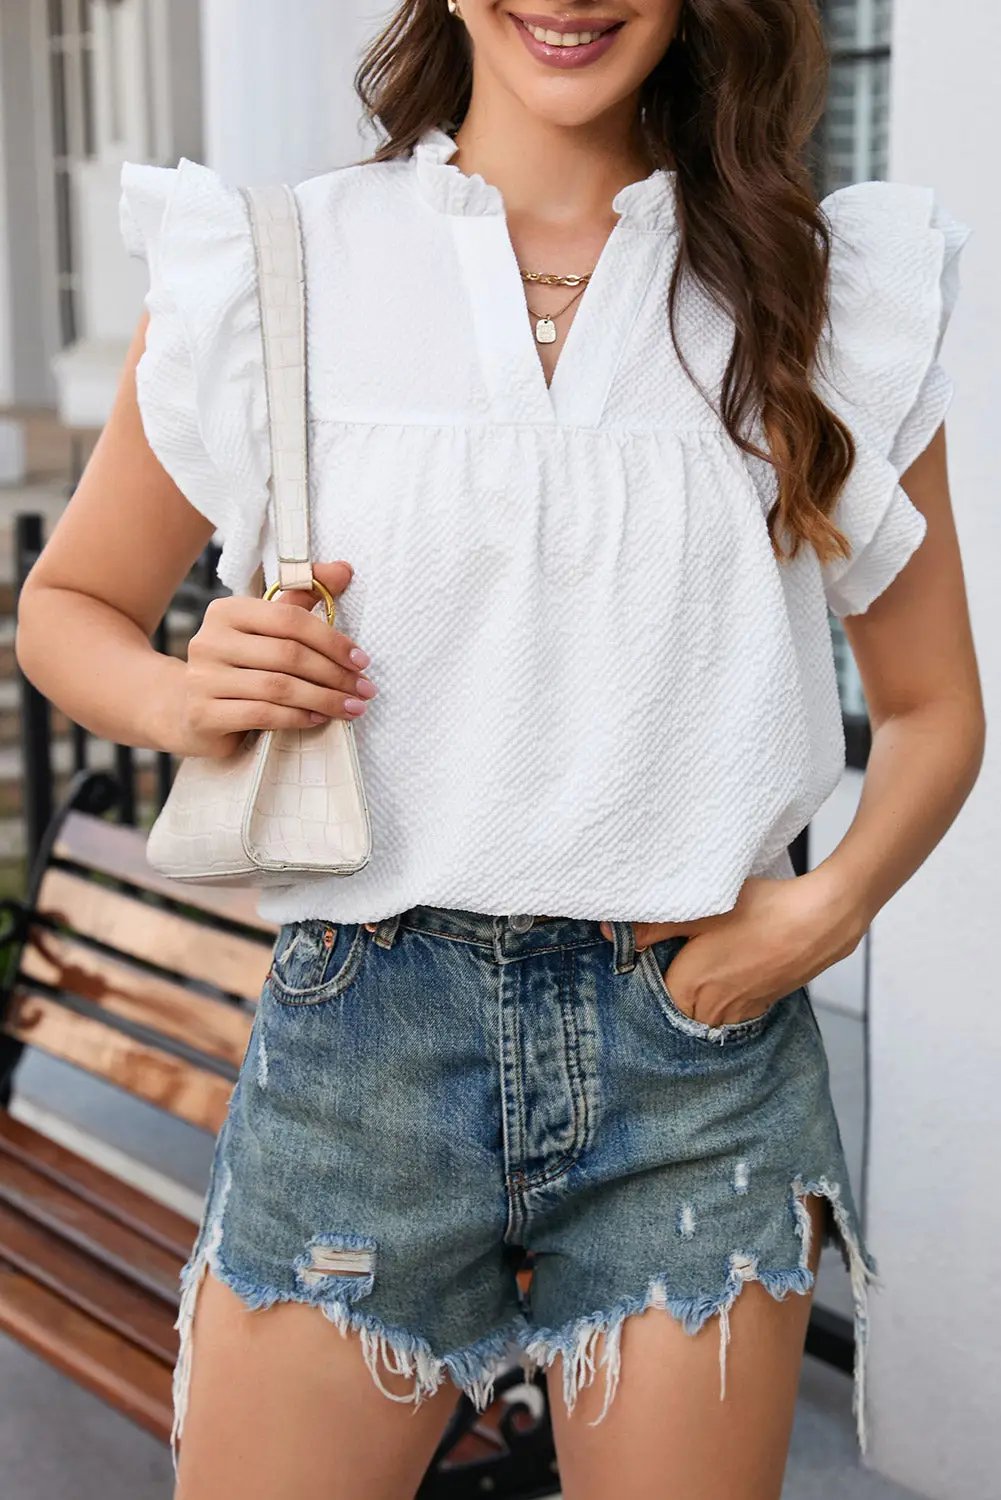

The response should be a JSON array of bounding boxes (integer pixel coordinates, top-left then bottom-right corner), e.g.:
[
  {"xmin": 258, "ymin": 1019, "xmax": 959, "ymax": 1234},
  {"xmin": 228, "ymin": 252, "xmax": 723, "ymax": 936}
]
[
  {"xmin": 520, "ymin": 268, "xmax": 592, "ymax": 287},
  {"xmin": 524, "ymin": 280, "xmax": 589, "ymax": 345}
]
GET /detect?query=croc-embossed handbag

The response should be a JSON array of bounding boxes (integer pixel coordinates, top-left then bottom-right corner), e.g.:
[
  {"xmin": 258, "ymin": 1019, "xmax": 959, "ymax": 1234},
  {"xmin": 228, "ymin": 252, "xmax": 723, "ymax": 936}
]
[{"xmin": 144, "ymin": 183, "xmax": 372, "ymax": 886}]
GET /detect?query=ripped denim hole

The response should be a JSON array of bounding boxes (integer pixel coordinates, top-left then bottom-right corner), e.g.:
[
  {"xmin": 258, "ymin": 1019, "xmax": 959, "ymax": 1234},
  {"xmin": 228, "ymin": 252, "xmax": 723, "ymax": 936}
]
[
  {"xmin": 298, "ymin": 1244, "xmax": 376, "ymax": 1285},
  {"xmin": 677, "ymin": 1202, "xmax": 696, "ymax": 1239}
]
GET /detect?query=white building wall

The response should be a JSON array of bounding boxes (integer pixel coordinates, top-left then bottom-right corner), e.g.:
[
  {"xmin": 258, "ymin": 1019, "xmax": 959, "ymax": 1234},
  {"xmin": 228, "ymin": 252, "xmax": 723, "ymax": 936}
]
[
  {"xmin": 200, "ymin": 0, "xmax": 386, "ymax": 183},
  {"xmin": 64, "ymin": 0, "xmax": 378, "ymax": 429},
  {"xmin": 53, "ymin": 0, "xmax": 203, "ymax": 429},
  {"xmin": 865, "ymin": 6, "xmax": 1001, "ymax": 1495}
]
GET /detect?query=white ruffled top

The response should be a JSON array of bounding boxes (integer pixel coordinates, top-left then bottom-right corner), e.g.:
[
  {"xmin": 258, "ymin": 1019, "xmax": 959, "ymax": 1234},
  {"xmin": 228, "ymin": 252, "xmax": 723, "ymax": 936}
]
[{"xmin": 119, "ymin": 125, "xmax": 970, "ymax": 924}]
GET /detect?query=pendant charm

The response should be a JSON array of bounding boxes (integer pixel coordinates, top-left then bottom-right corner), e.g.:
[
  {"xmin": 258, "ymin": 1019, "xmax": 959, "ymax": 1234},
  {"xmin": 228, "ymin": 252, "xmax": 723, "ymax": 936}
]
[{"xmin": 534, "ymin": 316, "xmax": 557, "ymax": 345}]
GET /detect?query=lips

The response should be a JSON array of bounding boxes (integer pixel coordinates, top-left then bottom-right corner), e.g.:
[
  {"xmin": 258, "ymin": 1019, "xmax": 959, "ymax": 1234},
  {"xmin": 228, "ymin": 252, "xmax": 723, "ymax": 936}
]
[{"xmin": 508, "ymin": 12, "xmax": 625, "ymax": 67}]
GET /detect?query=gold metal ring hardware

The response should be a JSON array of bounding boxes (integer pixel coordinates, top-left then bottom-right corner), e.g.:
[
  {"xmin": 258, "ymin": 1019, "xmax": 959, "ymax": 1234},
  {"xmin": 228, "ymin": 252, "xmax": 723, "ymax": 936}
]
[{"xmin": 264, "ymin": 576, "xmax": 337, "ymax": 626}]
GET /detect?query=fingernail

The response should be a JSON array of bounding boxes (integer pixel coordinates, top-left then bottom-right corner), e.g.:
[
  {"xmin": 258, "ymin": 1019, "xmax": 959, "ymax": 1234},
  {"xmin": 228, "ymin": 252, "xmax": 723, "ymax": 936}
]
[
  {"xmin": 349, "ymin": 647, "xmax": 370, "ymax": 669},
  {"xmin": 308, "ymin": 712, "xmax": 327, "ymax": 724},
  {"xmin": 353, "ymin": 677, "xmax": 378, "ymax": 699},
  {"xmin": 343, "ymin": 698, "xmax": 367, "ymax": 715}
]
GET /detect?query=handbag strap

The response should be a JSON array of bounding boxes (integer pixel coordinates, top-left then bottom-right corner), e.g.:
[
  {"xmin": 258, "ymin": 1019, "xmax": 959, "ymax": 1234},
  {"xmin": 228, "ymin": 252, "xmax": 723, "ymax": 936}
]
[{"xmin": 240, "ymin": 184, "xmax": 312, "ymax": 593}]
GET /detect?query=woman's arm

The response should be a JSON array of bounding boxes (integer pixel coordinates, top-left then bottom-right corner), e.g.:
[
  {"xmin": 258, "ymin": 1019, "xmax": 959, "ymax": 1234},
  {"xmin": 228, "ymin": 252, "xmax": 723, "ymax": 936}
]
[
  {"xmin": 816, "ymin": 421, "xmax": 985, "ymax": 919},
  {"xmin": 610, "ymin": 421, "xmax": 986, "ymax": 1024},
  {"xmin": 16, "ymin": 313, "xmax": 374, "ymax": 761}
]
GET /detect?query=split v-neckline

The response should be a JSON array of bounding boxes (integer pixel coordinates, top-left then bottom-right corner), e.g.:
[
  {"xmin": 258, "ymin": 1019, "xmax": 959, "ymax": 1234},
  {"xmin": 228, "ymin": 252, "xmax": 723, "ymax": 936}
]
[{"xmin": 412, "ymin": 124, "xmax": 678, "ymax": 427}]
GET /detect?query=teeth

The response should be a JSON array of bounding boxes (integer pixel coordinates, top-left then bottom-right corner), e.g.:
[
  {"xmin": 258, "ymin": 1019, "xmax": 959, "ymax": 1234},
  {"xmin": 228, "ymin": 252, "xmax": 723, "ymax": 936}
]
[{"xmin": 525, "ymin": 22, "xmax": 607, "ymax": 46}]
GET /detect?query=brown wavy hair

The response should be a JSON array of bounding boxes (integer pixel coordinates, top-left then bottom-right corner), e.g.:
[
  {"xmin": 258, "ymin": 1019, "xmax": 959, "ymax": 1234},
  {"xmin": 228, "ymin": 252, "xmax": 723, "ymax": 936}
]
[{"xmin": 354, "ymin": 0, "xmax": 855, "ymax": 566}]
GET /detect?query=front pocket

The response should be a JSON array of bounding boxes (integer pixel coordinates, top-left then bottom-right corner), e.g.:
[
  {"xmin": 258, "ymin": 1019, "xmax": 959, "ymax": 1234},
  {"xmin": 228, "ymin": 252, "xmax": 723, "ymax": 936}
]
[
  {"xmin": 637, "ymin": 937, "xmax": 785, "ymax": 1046},
  {"xmin": 266, "ymin": 919, "xmax": 368, "ymax": 1006}
]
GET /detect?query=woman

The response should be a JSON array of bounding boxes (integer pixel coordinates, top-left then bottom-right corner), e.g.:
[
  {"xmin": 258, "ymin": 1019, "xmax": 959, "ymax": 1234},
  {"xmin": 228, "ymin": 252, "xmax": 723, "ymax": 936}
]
[{"xmin": 15, "ymin": 1, "xmax": 983, "ymax": 1497}]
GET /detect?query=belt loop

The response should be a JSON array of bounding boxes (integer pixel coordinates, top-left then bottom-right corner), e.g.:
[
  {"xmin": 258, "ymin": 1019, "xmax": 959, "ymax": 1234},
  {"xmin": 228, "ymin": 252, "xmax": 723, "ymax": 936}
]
[
  {"xmin": 611, "ymin": 920, "xmax": 637, "ymax": 974},
  {"xmin": 370, "ymin": 913, "xmax": 402, "ymax": 949},
  {"xmin": 491, "ymin": 914, "xmax": 507, "ymax": 964}
]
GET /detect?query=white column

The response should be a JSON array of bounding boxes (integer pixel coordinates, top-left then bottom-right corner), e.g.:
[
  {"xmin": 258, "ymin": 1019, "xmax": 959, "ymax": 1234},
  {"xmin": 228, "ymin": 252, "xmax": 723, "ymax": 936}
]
[
  {"xmin": 864, "ymin": 6, "xmax": 1001, "ymax": 1497},
  {"xmin": 200, "ymin": 0, "xmax": 385, "ymax": 184}
]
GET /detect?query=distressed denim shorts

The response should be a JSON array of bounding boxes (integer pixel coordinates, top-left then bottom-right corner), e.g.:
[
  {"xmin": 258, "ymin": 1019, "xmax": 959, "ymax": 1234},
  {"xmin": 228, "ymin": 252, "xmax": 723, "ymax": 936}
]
[{"xmin": 175, "ymin": 906, "xmax": 878, "ymax": 1458}]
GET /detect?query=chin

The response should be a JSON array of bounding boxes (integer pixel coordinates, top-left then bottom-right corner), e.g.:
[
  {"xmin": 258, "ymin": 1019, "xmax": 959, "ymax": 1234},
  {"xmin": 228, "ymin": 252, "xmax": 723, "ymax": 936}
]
[{"xmin": 515, "ymin": 100, "xmax": 612, "ymax": 131}]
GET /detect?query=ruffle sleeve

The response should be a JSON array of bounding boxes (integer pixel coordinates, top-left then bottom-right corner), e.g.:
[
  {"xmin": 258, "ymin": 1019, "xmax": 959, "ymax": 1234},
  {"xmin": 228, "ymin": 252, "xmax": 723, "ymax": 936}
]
[
  {"xmin": 119, "ymin": 156, "xmax": 270, "ymax": 595},
  {"xmin": 812, "ymin": 180, "xmax": 971, "ymax": 617}
]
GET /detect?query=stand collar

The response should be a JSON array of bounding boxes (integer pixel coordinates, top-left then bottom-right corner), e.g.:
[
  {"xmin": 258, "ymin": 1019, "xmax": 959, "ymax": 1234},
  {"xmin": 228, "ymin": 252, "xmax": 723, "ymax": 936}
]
[{"xmin": 412, "ymin": 123, "xmax": 677, "ymax": 231}]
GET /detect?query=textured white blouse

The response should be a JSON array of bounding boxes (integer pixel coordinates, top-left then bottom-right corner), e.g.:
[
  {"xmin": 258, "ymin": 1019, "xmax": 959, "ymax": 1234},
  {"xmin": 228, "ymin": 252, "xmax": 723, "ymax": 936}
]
[{"xmin": 119, "ymin": 124, "xmax": 970, "ymax": 925}]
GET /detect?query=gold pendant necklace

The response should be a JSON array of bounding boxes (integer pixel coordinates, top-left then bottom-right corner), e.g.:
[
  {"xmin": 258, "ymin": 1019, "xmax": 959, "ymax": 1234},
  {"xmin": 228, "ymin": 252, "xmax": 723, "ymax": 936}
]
[{"xmin": 526, "ymin": 280, "xmax": 589, "ymax": 345}]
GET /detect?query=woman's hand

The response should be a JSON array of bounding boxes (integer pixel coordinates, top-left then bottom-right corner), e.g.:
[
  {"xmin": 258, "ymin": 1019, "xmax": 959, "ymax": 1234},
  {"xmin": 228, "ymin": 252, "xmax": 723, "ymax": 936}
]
[
  {"xmin": 176, "ymin": 560, "xmax": 377, "ymax": 759},
  {"xmin": 601, "ymin": 870, "xmax": 868, "ymax": 1026}
]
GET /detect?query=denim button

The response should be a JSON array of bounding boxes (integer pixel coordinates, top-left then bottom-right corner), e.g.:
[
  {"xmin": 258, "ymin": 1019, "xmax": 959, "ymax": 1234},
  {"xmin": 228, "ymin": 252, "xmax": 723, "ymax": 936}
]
[{"xmin": 507, "ymin": 913, "xmax": 535, "ymax": 933}]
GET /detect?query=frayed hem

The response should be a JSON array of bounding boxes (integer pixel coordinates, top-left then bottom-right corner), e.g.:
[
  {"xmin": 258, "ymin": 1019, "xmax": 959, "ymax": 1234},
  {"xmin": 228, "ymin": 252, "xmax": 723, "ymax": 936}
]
[
  {"xmin": 521, "ymin": 1249, "xmax": 808, "ymax": 1431},
  {"xmin": 171, "ymin": 1160, "xmax": 233, "ymax": 1474},
  {"xmin": 170, "ymin": 1174, "xmax": 528, "ymax": 1469},
  {"xmin": 306, "ymin": 1303, "xmax": 526, "ymax": 1417},
  {"xmin": 792, "ymin": 1174, "xmax": 880, "ymax": 1457},
  {"xmin": 170, "ymin": 1167, "xmax": 879, "ymax": 1468},
  {"xmin": 522, "ymin": 1174, "xmax": 879, "ymax": 1455}
]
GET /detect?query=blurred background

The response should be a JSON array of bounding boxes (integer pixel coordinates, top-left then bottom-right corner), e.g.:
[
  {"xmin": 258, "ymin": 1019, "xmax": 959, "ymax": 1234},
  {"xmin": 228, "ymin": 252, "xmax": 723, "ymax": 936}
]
[{"xmin": 0, "ymin": 3, "xmax": 996, "ymax": 1498}]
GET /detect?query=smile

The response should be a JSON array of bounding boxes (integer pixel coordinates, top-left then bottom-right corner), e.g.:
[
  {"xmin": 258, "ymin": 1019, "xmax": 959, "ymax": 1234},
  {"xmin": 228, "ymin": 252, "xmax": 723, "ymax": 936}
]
[{"xmin": 509, "ymin": 12, "xmax": 625, "ymax": 68}]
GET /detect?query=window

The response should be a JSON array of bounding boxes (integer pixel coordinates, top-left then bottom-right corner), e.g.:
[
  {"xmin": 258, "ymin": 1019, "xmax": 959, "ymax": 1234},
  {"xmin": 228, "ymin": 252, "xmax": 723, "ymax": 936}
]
[
  {"xmin": 819, "ymin": 0, "xmax": 893, "ymax": 765},
  {"xmin": 819, "ymin": 0, "xmax": 892, "ymax": 194},
  {"xmin": 47, "ymin": 0, "xmax": 97, "ymax": 347}
]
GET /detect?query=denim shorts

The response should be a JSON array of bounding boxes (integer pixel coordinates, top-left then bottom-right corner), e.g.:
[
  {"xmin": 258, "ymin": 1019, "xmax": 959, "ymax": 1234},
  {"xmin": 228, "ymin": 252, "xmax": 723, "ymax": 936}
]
[{"xmin": 174, "ymin": 906, "xmax": 878, "ymax": 1460}]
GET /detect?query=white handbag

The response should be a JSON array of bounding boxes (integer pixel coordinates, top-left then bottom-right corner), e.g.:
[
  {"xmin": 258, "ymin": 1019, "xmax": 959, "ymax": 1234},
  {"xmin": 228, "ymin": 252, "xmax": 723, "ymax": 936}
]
[{"xmin": 144, "ymin": 182, "xmax": 372, "ymax": 886}]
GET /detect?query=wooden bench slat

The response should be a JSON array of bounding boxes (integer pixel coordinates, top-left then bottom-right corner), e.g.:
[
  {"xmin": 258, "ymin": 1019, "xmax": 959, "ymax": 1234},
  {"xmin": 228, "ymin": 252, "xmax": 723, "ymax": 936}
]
[
  {"xmin": 19, "ymin": 927, "xmax": 254, "ymax": 1069},
  {"xmin": 0, "ymin": 1261, "xmax": 173, "ymax": 1443},
  {"xmin": 1, "ymin": 805, "xmax": 271, "ymax": 1449},
  {"xmin": 52, "ymin": 812, "xmax": 279, "ymax": 934},
  {"xmin": 0, "ymin": 1201, "xmax": 179, "ymax": 1362},
  {"xmin": 3, "ymin": 993, "xmax": 234, "ymax": 1133},
  {"xmin": 0, "ymin": 1147, "xmax": 183, "ymax": 1303},
  {"xmin": 36, "ymin": 867, "xmax": 273, "ymax": 1003},
  {"xmin": 0, "ymin": 1115, "xmax": 198, "ymax": 1261}
]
